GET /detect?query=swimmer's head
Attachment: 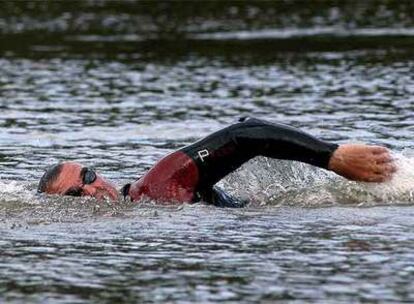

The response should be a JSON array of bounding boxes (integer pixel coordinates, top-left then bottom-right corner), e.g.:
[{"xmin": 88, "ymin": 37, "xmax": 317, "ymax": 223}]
[{"xmin": 38, "ymin": 162, "xmax": 118, "ymax": 201}]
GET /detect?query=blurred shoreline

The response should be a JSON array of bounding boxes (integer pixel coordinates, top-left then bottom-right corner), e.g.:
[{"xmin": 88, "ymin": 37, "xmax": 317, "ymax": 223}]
[{"xmin": 1, "ymin": 1, "xmax": 414, "ymax": 59}]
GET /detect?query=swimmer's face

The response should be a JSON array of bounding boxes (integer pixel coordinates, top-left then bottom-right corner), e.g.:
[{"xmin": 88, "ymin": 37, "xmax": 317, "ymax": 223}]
[{"xmin": 40, "ymin": 162, "xmax": 118, "ymax": 201}]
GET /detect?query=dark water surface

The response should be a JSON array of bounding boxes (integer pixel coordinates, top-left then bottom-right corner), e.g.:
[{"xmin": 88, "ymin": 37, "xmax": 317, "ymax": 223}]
[{"xmin": 1, "ymin": 2, "xmax": 414, "ymax": 303}]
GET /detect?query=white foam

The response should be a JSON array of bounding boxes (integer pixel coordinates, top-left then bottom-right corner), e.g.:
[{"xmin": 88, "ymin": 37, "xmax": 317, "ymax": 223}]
[
  {"xmin": 0, "ymin": 180, "xmax": 26, "ymax": 194},
  {"xmin": 222, "ymin": 153, "xmax": 414, "ymax": 206},
  {"xmin": 0, "ymin": 179, "xmax": 38, "ymax": 204},
  {"xmin": 193, "ymin": 27, "xmax": 414, "ymax": 41},
  {"xmin": 356, "ymin": 153, "xmax": 414, "ymax": 203}
]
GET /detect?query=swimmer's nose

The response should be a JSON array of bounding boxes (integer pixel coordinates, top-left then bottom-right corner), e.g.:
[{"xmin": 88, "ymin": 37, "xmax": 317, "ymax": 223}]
[
  {"xmin": 82, "ymin": 177, "xmax": 119, "ymax": 201},
  {"xmin": 99, "ymin": 184, "xmax": 119, "ymax": 201}
]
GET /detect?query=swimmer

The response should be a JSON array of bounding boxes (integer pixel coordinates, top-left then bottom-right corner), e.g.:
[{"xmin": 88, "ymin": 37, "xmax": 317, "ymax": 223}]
[{"xmin": 38, "ymin": 117, "xmax": 396, "ymax": 207}]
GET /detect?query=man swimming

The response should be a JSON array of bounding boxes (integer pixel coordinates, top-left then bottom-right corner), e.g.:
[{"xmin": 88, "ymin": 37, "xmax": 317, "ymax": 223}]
[{"xmin": 38, "ymin": 117, "xmax": 396, "ymax": 207}]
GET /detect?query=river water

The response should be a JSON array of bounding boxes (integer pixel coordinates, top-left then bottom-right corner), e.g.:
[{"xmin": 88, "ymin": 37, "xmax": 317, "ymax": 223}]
[{"xmin": 1, "ymin": 2, "xmax": 414, "ymax": 303}]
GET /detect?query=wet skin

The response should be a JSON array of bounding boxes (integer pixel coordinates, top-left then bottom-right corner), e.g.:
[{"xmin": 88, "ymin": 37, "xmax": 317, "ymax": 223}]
[{"xmin": 46, "ymin": 162, "xmax": 119, "ymax": 201}]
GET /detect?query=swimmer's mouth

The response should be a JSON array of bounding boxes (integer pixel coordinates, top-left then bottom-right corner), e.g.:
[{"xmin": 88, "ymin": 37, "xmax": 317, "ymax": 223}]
[
  {"xmin": 93, "ymin": 188, "xmax": 118, "ymax": 201},
  {"xmin": 65, "ymin": 186, "xmax": 118, "ymax": 201}
]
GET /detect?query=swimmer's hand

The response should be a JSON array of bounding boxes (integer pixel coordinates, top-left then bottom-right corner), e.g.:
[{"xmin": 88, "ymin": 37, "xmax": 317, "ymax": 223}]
[{"xmin": 328, "ymin": 144, "xmax": 396, "ymax": 182}]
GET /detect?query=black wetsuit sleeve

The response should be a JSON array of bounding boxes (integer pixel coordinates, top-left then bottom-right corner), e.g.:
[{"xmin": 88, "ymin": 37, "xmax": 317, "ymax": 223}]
[{"xmin": 181, "ymin": 117, "xmax": 338, "ymax": 192}]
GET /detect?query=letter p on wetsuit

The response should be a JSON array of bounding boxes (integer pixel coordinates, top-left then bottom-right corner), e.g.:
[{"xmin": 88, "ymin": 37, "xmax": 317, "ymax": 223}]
[{"xmin": 123, "ymin": 117, "xmax": 338, "ymax": 207}]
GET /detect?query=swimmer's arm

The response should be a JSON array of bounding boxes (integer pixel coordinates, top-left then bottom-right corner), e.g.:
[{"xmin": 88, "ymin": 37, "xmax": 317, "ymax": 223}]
[
  {"xmin": 183, "ymin": 117, "xmax": 338, "ymax": 188},
  {"xmin": 182, "ymin": 117, "xmax": 395, "ymax": 187},
  {"xmin": 233, "ymin": 118, "xmax": 395, "ymax": 182},
  {"xmin": 232, "ymin": 118, "xmax": 337, "ymax": 169},
  {"xmin": 233, "ymin": 119, "xmax": 395, "ymax": 182}
]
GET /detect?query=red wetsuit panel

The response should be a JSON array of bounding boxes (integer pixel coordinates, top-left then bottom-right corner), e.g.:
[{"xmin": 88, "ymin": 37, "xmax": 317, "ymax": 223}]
[{"xmin": 128, "ymin": 151, "xmax": 199, "ymax": 203}]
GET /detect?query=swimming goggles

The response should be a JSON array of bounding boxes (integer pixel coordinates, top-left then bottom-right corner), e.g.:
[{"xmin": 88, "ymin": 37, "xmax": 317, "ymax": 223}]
[{"xmin": 64, "ymin": 167, "xmax": 97, "ymax": 196}]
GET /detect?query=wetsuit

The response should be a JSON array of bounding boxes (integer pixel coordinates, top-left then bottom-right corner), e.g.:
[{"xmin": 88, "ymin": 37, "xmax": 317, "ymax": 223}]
[{"xmin": 123, "ymin": 117, "xmax": 338, "ymax": 207}]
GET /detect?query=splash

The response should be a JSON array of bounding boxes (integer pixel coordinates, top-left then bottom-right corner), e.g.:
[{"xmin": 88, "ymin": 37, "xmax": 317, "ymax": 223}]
[
  {"xmin": 0, "ymin": 179, "xmax": 37, "ymax": 204},
  {"xmin": 0, "ymin": 152, "xmax": 413, "ymax": 214},
  {"xmin": 354, "ymin": 153, "xmax": 414, "ymax": 204},
  {"xmin": 221, "ymin": 152, "xmax": 414, "ymax": 207},
  {"xmin": 0, "ymin": 179, "xmax": 138, "ymax": 225}
]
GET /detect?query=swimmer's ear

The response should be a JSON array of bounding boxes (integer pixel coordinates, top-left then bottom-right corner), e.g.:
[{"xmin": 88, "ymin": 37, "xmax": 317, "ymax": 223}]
[{"xmin": 121, "ymin": 183, "xmax": 131, "ymax": 200}]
